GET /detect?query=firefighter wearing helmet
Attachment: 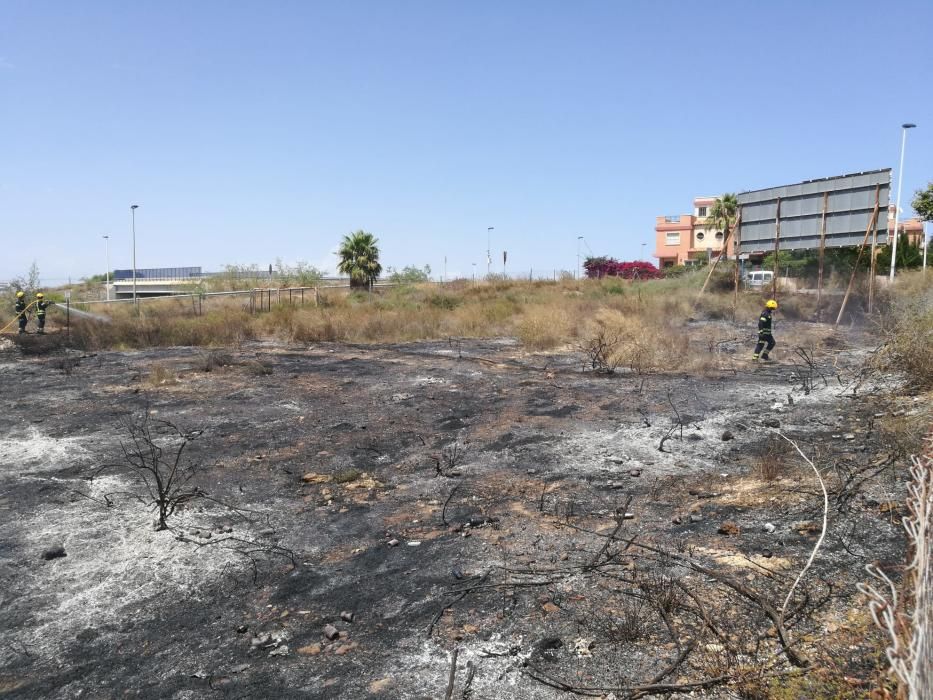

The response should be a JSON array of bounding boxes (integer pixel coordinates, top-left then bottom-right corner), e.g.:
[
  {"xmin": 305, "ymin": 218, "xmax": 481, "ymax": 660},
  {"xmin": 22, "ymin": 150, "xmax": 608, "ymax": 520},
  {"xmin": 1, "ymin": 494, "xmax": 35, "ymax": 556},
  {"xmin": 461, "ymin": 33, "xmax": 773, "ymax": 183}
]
[
  {"xmin": 14, "ymin": 290, "xmax": 28, "ymax": 334},
  {"xmin": 752, "ymin": 299, "xmax": 778, "ymax": 361},
  {"xmin": 35, "ymin": 292, "xmax": 50, "ymax": 334}
]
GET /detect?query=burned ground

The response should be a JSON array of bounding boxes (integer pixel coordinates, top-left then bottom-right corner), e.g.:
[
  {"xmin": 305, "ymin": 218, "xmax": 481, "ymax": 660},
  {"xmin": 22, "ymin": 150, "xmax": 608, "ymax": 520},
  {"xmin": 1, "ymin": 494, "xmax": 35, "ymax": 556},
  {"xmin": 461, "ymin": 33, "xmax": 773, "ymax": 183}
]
[{"xmin": 0, "ymin": 323, "xmax": 926, "ymax": 699}]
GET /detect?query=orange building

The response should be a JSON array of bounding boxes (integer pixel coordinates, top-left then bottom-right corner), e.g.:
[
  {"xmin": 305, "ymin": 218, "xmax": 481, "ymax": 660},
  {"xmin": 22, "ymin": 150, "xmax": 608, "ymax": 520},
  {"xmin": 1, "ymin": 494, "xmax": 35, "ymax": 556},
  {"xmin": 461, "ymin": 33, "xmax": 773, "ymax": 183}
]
[
  {"xmin": 654, "ymin": 200, "xmax": 925, "ymax": 269},
  {"xmin": 887, "ymin": 206, "xmax": 925, "ymax": 246},
  {"xmin": 653, "ymin": 197, "xmax": 735, "ymax": 268}
]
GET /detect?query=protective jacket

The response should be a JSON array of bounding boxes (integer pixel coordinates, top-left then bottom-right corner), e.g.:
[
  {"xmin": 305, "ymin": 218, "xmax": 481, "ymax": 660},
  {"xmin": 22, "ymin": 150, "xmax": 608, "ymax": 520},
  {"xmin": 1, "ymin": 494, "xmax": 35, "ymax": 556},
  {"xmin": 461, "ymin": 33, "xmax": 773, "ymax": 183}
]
[
  {"xmin": 36, "ymin": 300, "xmax": 49, "ymax": 318},
  {"xmin": 758, "ymin": 308, "xmax": 773, "ymax": 336},
  {"xmin": 15, "ymin": 298, "xmax": 27, "ymax": 316}
]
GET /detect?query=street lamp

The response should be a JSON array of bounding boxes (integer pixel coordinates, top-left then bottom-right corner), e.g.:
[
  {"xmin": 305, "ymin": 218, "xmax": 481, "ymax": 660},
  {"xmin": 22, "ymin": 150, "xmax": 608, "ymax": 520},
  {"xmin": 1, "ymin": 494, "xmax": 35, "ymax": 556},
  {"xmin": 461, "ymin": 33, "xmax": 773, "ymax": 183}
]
[
  {"xmin": 641, "ymin": 242, "xmax": 646, "ymax": 260},
  {"xmin": 890, "ymin": 123, "xmax": 917, "ymax": 281},
  {"xmin": 130, "ymin": 204, "xmax": 139, "ymax": 307},
  {"xmin": 102, "ymin": 235, "xmax": 110, "ymax": 300},
  {"xmin": 577, "ymin": 236, "xmax": 584, "ymax": 279},
  {"xmin": 487, "ymin": 227, "xmax": 494, "ymax": 277}
]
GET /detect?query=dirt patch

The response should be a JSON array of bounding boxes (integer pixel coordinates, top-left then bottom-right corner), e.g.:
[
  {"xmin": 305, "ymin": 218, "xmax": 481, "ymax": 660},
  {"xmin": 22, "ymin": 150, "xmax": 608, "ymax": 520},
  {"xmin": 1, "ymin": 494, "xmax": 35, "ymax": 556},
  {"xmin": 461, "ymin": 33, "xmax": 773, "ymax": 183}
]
[{"xmin": 0, "ymin": 326, "xmax": 923, "ymax": 698}]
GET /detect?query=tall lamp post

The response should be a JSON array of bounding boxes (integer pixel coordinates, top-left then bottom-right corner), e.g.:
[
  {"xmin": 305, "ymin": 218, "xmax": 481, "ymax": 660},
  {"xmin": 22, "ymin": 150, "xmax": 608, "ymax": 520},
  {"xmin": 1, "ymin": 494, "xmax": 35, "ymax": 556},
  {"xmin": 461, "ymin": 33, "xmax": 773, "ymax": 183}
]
[
  {"xmin": 577, "ymin": 236, "xmax": 584, "ymax": 279},
  {"xmin": 130, "ymin": 204, "xmax": 139, "ymax": 307},
  {"xmin": 890, "ymin": 123, "xmax": 917, "ymax": 281},
  {"xmin": 102, "ymin": 235, "xmax": 110, "ymax": 300},
  {"xmin": 487, "ymin": 227, "xmax": 494, "ymax": 277}
]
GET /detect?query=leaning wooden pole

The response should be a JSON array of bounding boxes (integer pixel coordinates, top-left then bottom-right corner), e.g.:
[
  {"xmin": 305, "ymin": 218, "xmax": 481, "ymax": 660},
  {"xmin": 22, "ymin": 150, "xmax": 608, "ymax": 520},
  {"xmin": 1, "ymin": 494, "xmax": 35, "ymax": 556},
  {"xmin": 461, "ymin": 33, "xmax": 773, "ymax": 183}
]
[
  {"xmin": 694, "ymin": 211, "xmax": 740, "ymax": 305},
  {"xmin": 732, "ymin": 207, "xmax": 743, "ymax": 319},
  {"xmin": 835, "ymin": 186, "xmax": 880, "ymax": 327},
  {"xmin": 868, "ymin": 187, "xmax": 881, "ymax": 314},
  {"xmin": 771, "ymin": 197, "xmax": 781, "ymax": 299},
  {"xmin": 816, "ymin": 192, "xmax": 828, "ymax": 322}
]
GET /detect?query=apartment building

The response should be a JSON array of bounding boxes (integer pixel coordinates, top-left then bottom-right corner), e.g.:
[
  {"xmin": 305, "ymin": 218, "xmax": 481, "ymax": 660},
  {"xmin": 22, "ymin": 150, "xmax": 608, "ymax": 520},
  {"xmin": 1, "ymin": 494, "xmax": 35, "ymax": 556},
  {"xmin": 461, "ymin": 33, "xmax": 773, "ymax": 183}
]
[
  {"xmin": 654, "ymin": 199, "xmax": 925, "ymax": 269},
  {"xmin": 653, "ymin": 197, "xmax": 734, "ymax": 268}
]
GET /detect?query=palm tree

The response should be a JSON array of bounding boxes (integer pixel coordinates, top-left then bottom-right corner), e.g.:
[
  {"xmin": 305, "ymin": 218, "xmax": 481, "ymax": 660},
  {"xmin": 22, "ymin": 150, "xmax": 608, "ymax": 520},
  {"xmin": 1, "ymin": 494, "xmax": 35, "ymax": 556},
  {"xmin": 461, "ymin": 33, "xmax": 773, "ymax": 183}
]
[
  {"xmin": 337, "ymin": 231, "xmax": 382, "ymax": 290},
  {"xmin": 696, "ymin": 194, "xmax": 741, "ymax": 316},
  {"xmin": 707, "ymin": 193, "xmax": 739, "ymax": 247}
]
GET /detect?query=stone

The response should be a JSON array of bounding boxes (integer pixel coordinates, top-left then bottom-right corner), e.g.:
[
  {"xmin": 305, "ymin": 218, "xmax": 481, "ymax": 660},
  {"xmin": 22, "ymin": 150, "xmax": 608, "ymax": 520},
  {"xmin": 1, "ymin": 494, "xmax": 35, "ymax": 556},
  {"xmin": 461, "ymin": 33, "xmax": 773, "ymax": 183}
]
[
  {"xmin": 236, "ymin": 625, "xmax": 248, "ymax": 634},
  {"xmin": 672, "ymin": 515, "xmax": 682, "ymax": 525},
  {"xmin": 542, "ymin": 602, "xmax": 560, "ymax": 614},
  {"xmin": 843, "ymin": 433, "xmax": 856, "ymax": 441},
  {"xmin": 763, "ymin": 418, "xmax": 781, "ymax": 428},
  {"xmin": 41, "ymin": 545, "xmax": 67, "ymax": 560},
  {"xmin": 250, "ymin": 633, "xmax": 272, "ymax": 647},
  {"xmin": 231, "ymin": 664, "xmax": 249, "ymax": 673},
  {"xmin": 334, "ymin": 644, "xmax": 351, "ymax": 656},
  {"xmin": 323, "ymin": 624, "xmax": 340, "ymax": 640},
  {"xmin": 298, "ymin": 643, "xmax": 322, "ymax": 656},
  {"xmin": 629, "ymin": 469, "xmax": 642, "ymax": 477},
  {"xmin": 690, "ymin": 514, "xmax": 703, "ymax": 523},
  {"xmin": 718, "ymin": 521, "xmax": 740, "ymax": 536},
  {"xmin": 762, "ymin": 550, "xmax": 773, "ymax": 559},
  {"xmin": 268, "ymin": 645, "xmax": 289, "ymax": 657},
  {"xmin": 721, "ymin": 430, "xmax": 734, "ymax": 441},
  {"xmin": 763, "ymin": 523, "xmax": 776, "ymax": 533},
  {"xmin": 340, "ymin": 611, "xmax": 355, "ymax": 623}
]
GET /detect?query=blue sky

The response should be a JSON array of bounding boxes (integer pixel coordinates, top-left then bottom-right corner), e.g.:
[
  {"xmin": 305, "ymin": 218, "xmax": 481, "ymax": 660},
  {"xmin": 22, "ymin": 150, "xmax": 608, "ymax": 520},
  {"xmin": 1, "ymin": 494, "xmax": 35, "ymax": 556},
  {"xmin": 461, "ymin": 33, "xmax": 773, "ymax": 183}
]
[{"xmin": 2, "ymin": 0, "xmax": 931, "ymax": 284}]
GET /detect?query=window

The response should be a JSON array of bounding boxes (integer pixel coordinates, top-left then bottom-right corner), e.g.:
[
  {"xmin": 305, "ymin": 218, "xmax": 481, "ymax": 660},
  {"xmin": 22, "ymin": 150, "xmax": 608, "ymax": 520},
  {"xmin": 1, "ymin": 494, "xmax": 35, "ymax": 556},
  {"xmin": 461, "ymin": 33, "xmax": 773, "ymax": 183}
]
[
  {"xmin": 697, "ymin": 206, "xmax": 707, "ymax": 217},
  {"xmin": 696, "ymin": 231, "xmax": 705, "ymax": 241},
  {"xmin": 664, "ymin": 215, "xmax": 680, "ymax": 223},
  {"xmin": 665, "ymin": 232, "xmax": 681, "ymax": 246},
  {"xmin": 715, "ymin": 231, "xmax": 724, "ymax": 241}
]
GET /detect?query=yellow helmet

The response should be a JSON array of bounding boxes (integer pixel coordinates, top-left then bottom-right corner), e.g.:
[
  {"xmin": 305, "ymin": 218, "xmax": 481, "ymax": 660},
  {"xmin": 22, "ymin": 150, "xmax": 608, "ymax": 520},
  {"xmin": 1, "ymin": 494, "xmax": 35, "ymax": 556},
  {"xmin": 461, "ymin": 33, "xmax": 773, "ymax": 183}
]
[
  {"xmin": 16, "ymin": 291, "xmax": 24, "ymax": 298},
  {"xmin": 766, "ymin": 299, "xmax": 778, "ymax": 309},
  {"xmin": 36, "ymin": 292, "xmax": 44, "ymax": 299}
]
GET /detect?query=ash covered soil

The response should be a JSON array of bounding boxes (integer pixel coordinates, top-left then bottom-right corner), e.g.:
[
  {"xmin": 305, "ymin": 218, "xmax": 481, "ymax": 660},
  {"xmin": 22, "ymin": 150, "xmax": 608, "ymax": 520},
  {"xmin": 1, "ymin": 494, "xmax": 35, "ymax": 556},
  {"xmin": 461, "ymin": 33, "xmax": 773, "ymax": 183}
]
[{"xmin": 0, "ymin": 323, "xmax": 924, "ymax": 699}]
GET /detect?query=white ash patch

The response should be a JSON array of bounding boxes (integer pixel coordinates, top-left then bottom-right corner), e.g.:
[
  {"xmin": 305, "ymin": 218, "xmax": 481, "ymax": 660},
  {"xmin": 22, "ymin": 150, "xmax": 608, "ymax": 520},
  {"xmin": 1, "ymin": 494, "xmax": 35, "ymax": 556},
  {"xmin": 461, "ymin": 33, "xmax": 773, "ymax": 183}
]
[
  {"xmin": 388, "ymin": 637, "xmax": 556, "ymax": 700},
  {"xmin": 2, "ymin": 470, "xmax": 250, "ymax": 666},
  {"xmin": 415, "ymin": 376, "xmax": 448, "ymax": 385},
  {"xmin": 0, "ymin": 427, "xmax": 90, "ymax": 475}
]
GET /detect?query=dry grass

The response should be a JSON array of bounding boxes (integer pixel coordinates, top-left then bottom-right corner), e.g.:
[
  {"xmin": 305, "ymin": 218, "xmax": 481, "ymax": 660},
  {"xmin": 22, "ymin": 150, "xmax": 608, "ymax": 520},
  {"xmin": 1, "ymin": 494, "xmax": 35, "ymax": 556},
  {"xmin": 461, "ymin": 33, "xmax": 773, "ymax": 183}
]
[
  {"xmin": 755, "ymin": 437, "xmax": 788, "ymax": 482},
  {"xmin": 66, "ymin": 272, "xmax": 920, "ymax": 366}
]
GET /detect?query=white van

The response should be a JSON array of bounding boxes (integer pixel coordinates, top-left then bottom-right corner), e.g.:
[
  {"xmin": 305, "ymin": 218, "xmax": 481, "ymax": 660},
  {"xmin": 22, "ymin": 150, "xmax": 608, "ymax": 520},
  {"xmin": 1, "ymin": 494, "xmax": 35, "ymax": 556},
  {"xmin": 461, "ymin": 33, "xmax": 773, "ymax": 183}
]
[{"xmin": 744, "ymin": 270, "xmax": 773, "ymax": 288}]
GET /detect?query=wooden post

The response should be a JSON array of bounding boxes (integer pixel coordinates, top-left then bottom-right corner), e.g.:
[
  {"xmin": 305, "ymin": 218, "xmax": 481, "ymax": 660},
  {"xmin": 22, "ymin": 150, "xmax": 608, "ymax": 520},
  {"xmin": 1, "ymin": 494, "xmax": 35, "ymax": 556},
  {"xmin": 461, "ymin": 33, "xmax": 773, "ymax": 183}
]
[
  {"xmin": 694, "ymin": 211, "xmax": 740, "ymax": 305},
  {"xmin": 868, "ymin": 187, "xmax": 881, "ymax": 313},
  {"xmin": 835, "ymin": 186, "xmax": 880, "ymax": 327},
  {"xmin": 732, "ymin": 206, "xmax": 742, "ymax": 320},
  {"xmin": 816, "ymin": 192, "xmax": 828, "ymax": 322},
  {"xmin": 771, "ymin": 197, "xmax": 781, "ymax": 299}
]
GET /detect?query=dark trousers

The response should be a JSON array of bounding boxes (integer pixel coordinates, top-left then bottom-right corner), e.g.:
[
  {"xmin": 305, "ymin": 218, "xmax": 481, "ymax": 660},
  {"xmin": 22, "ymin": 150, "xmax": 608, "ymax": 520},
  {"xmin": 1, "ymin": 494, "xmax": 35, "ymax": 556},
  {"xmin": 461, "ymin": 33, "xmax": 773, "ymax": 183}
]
[
  {"xmin": 37, "ymin": 315, "xmax": 46, "ymax": 332},
  {"xmin": 754, "ymin": 334, "xmax": 775, "ymax": 358},
  {"xmin": 18, "ymin": 314, "xmax": 27, "ymax": 332}
]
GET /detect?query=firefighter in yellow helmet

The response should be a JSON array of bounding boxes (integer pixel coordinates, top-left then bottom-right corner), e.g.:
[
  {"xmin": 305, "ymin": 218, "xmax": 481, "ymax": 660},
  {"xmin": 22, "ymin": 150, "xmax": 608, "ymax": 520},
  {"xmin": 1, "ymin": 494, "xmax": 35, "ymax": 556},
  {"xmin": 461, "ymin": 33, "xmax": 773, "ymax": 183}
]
[
  {"xmin": 14, "ymin": 290, "xmax": 28, "ymax": 334},
  {"xmin": 752, "ymin": 299, "xmax": 778, "ymax": 361},
  {"xmin": 35, "ymin": 292, "xmax": 50, "ymax": 334}
]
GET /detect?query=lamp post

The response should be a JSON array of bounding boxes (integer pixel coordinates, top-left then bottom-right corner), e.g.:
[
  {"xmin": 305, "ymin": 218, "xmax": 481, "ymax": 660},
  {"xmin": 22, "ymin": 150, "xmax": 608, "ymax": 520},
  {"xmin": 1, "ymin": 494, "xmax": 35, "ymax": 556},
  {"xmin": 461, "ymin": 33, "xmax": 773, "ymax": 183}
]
[
  {"xmin": 103, "ymin": 235, "xmax": 110, "ymax": 300},
  {"xmin": 130, "ymin": 204, "xmax": 139, "ymax": 307},
  {"xmin": 890, "ymin": 123, "xmax": 917, "ymax": 281},
  {"xmin": 577, "ymin": 236, "xmax": 584, "ymax": 279},
  {"xmin": 487, "ymin": 227, "xmax": 494, "ymax": 277},
  {"xmin": 641, "ymin": 242, "xmax": 646, "ymax": 261}
]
